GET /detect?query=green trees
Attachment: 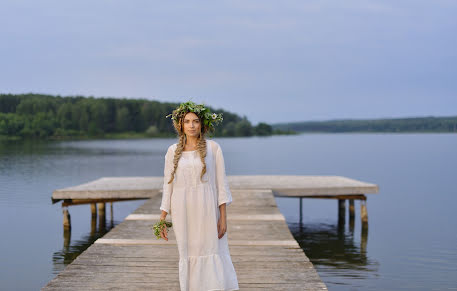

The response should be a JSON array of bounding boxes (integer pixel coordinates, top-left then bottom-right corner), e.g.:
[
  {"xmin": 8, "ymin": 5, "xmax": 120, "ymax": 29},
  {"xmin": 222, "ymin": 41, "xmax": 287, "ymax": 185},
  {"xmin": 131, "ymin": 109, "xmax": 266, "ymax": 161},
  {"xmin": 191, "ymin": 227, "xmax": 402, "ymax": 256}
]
[
  {"xmin": 222, "ymin": 122, "xmax": 236, "ymax": 136},
  {"xmin": 0, "ymin": 94, "xmax": 21, "ymax": 113},
  {"xmin": 0, "ymin": 93, "xmax": 274, "ymax": 139},
  {"xmin": 0, "ymin": 113, "xmax": 25, "ymax": 135},
  {"xmin": 57, "ymin": 103, "xmax": 73, "ymax": 130},
  {"xmin": 116, "ymin": 107, "xmax": 130, "ymax": 132},
  {"xmin": 254, "ymin": 122, "xmax": 272, "ymax": 136},
  {"xmin": 234, "ymin": 118, "xmax": 253, "ymax": 136},
  {"xmin": 272, "ymin": 116, "xmax": 457, "ymax": 133}
]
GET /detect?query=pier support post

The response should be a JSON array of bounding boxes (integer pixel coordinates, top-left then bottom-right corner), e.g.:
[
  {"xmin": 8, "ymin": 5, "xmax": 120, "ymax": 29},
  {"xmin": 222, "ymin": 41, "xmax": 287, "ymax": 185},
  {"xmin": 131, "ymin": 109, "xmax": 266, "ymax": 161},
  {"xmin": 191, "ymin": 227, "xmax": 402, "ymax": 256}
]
[
  {"xmin": 98, "ymin": 202, "xmax": 106, "ymax": 230},
  {"xmin": 63, "ymin": 226, "xmax": 71, "ymax": 249},
  {"xmin": 361, "ymin": 224, "xmax": 368, "ymax": 253},
  {"xmin": 349, "ymin": 199, "xmax": 355, "ymax": 233},
  {"xmin": 110, "ymin": 202, "xmax": 114, "ymax": 226},
  {"xmin": 349, "ymin": 199, "xmax": 355, "ymax": 219},
  {"xmin": 91, "ymin": 203, "xmax": 97, "ymax": 217},
  {"xmin": 338, "ymin": 199, "xmax": 346, "ymax": 228},
  {"xmin": 91, "ymin": 203, "xmax": 97, "ymax": 234},
  {"xmin": 360, "ymin": 197, "xmax": 368, "ymax": 252},
  {"xmin": 360, "ymin": 199, "xmax": 368, "ymax": 228},
  {"xmin": 63, "ymin": 206, "xmax": 71, "ymax": 230},
  {"xmin": 299, "ymin": 197, "xmax": 303, "ymax": 225}
]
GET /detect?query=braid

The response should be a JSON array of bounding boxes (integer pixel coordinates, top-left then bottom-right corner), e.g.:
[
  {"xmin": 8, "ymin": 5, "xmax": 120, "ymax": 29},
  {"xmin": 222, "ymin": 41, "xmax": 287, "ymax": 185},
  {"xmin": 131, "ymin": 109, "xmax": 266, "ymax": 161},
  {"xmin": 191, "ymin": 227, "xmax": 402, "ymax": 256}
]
[
  {"xmin": 197, "ymin": 133, "xmax": 208, "ymax": 182},
  {"xmin": 168, "ymin": 134, "xmax": 185, "ymax": 184}
]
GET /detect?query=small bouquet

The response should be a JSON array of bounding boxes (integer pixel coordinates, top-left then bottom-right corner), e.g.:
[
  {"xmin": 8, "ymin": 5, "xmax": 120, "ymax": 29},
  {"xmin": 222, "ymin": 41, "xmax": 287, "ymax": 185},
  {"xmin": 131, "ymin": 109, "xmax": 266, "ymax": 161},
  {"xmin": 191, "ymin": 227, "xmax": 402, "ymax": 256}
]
[{"xmin": 151, "ymin": 219, "xmax": 172, "ymax": 239}]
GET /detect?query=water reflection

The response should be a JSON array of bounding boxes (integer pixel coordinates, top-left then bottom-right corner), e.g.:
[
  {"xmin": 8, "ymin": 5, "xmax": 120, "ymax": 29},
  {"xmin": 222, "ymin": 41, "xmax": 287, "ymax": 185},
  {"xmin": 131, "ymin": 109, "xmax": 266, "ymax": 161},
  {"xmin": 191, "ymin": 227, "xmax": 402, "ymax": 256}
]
[
  {"xmin": 0, "ymin": 138, "xmax": 158, "ymax": 158},
  {"xmin": 288, "ymin": 220, "xmax": 379, "ymax": 284},
  {"xmin": 51, "ymin": 206, "xmax": 119, "ymax": 274}
]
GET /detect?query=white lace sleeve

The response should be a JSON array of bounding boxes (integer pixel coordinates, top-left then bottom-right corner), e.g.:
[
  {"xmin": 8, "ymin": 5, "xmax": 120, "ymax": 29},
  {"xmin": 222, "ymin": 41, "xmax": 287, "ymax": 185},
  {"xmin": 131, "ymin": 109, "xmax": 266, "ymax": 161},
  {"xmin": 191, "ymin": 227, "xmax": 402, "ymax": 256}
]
[
  {"xmin": 215, "ymin": 143, "xmax": 232, "ymax": 207},
  {"xmin": 160, "ymin": 145, "xmax": 174, "ymax": 213}
]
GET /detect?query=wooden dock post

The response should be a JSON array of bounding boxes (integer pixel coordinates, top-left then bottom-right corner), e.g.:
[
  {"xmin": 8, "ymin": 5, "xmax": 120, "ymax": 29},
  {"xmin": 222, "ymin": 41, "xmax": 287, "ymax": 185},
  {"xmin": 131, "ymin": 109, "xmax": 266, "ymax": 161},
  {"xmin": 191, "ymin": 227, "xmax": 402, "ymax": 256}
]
[
  {"xmin": 299, "ymin": 197, "xmax": 303, "ymax": 224},
  {"xmin": 361, "ymin": 218, "xmax": 368, "ymax": 253},
  {"xmin": 91, "ymin": 203, "xmax": 97, "ymax": 234},
  {"xmin": 62, "ymin": 206, "xmax": 71, "ymax": 230},
  {"xmin": 63, "ymin": 226, "xmax": 71, "ymax": 249},
  {"xmin": 360, "ymin": 199, "xmax": 368, "ymax": 228},
  {"xmin": 360, "ymin": 197, "xmax": 369, "ymax": 251},
  {"xmin": 91, "ymin": 202, "xmax": 97, "ymax": 218},
  {"xmin": 338, "ymin": 199, "xmax": 346, "ymax": 227},
  {"xmin": 110, "ymin": 202, "xmax": 114, "ymax": 226},
  {"xmin": 98, "ymin": 202, "xmax": 106, "ymax": 230},
  {"xmin": 348, "ymin": 199, "xmax": 355, "ymax": 233},
  {"xmin": 349, "ymin": 199, "xmax": 355, "ymax": 219}
]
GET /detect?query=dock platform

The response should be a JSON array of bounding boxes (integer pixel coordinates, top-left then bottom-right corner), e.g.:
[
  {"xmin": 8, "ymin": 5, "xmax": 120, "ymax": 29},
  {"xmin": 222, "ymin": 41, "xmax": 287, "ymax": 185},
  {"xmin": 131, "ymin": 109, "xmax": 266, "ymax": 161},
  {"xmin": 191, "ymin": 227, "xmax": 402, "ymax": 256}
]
[
  {"xmin": 44, "ymin": 175, "xmax": 378, "ymax": 290},
  {"xmin": 43, "ymin": 188, "xmax": 328, "ymax": 290},
  {"xmin": 51, "ymin": 175, "xmax": 378, "ymax": 203}
]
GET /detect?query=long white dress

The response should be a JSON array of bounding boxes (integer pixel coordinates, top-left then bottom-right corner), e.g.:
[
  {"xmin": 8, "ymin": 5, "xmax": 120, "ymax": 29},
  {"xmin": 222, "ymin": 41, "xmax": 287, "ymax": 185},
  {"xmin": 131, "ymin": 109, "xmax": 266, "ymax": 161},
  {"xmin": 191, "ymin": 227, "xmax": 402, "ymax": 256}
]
[{"xmin": 160, "ymin": 139, "xmax": 239, "ymax": 291}]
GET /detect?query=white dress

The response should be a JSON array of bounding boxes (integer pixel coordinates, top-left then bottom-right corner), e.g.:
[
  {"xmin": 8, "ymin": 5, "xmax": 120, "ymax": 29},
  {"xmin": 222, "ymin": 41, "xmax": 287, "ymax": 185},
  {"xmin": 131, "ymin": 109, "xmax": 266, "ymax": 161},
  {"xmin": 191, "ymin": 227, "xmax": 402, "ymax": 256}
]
[{"xmin": 160, "ymin": 139, "xmax": 239, "ymax": 291}]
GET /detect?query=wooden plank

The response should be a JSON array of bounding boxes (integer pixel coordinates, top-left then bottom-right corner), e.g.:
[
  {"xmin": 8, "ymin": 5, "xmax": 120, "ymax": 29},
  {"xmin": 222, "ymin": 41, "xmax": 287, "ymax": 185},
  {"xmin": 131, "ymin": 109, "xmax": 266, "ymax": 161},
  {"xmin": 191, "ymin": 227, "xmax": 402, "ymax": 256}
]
[
  {"xmin": 274, "ymin": 194, "xmax": 367, "ymax": 199},
  {"xmin": 126, "ymin": 213, "xmax": 286, "ymax": 221},
  {"xmin": 95, "ymin": 238, "xmax": 300, "ymax": 247},
  {"xmin": 52, "ymin": 175, "xmax": 378, "ymax": 200},
  {"xmin": 62, "ymin": 197, "xmax": 146, "ymax": 206}
]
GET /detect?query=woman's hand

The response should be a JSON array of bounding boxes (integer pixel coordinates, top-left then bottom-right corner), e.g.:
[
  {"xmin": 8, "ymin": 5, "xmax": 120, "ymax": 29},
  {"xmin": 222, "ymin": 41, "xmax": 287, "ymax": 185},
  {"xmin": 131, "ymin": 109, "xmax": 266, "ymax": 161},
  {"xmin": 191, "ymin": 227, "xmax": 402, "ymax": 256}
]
[
  {"xmin": 159, "ymin": 216, "xmax": 168, "ymax": 241},
  {"xmin": 160, "ymin": 224, "xmax": 168, "ymax": 241},
  {"xmin": 217, "ymin": 216, "xmax": 227, "ymax": 239}
]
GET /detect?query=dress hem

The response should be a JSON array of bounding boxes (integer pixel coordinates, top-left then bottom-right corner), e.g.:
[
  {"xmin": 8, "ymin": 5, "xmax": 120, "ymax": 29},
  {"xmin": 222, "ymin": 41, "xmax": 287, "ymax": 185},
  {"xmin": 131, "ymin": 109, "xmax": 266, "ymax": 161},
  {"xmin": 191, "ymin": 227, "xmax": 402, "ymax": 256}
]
[{"xmin": 179, "ymin": 253, "xmax": 238, "ymax": 291}]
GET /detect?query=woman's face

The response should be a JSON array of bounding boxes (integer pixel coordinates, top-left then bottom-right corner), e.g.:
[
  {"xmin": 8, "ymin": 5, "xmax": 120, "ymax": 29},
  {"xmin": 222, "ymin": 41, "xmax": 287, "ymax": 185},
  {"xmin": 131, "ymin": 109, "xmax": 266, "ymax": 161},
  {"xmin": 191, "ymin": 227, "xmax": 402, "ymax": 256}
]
[{"xmin": 183, "ymin": 112, "xmax": 201, "ymax": 138}]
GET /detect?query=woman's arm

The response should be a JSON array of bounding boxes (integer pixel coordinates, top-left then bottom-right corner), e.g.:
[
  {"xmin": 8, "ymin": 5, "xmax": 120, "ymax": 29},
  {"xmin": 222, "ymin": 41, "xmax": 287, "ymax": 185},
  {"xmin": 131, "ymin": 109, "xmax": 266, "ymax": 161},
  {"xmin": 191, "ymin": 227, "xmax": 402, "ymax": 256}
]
[
  {"xmin": 159, "ymin": 145, "xmax": 174, "ymax": 241},
  {"xmin": 218, "ymin": 203, "xmax": 227, "ymax": 239},
  {"xmin": 160, "ymin": 145, "xmax": 174, "ymax": 215},
  {"xmin": 215, "ymin": 144, "xmax": 233, "ymax": 207},
  {"xmin": 215, "ymin": 142, "xmax": 231, "ymax": 239},
  {"xmin": 160, "ymin": 210, "xmax": 168, "ymax": 220}
]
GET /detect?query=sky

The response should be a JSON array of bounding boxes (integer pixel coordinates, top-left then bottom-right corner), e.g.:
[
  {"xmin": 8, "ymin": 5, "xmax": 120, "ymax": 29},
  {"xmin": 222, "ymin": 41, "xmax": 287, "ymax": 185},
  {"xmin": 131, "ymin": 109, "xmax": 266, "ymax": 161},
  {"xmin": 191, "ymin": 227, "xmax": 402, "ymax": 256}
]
[{"xmin": 1, "ymin": 0, "xmax": 456, "ymax": 124}]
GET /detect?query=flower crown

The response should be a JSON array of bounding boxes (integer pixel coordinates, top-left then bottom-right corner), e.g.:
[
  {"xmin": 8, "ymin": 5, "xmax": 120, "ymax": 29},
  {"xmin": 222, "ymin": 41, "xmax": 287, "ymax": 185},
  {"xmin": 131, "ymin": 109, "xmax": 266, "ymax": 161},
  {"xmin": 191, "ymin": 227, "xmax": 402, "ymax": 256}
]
[{"xmin": 165, "ymin": 101, "xmax": 223, "ymax": 131}]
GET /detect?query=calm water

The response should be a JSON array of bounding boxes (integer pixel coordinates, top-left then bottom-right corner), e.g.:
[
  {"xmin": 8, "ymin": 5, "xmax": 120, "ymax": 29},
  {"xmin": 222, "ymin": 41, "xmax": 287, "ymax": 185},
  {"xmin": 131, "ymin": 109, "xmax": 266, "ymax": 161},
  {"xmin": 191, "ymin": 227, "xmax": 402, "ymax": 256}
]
[{"xmin": 1, "ymin": 134, "xmax": 456, "ymax": 290}]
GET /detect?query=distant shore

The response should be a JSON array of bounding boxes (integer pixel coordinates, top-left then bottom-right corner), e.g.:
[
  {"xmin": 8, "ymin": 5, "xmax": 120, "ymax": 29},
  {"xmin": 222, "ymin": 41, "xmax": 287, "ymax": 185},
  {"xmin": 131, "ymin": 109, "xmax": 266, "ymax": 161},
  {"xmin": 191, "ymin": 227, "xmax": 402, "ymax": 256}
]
[
  {"xmin": 0, "ymin": 93, "xmax": 295, "ymax": 140},
  {"xmin": 271, "ymin": 115, "xmax": 457, "ymax": 134},
  {"xmin": 2, "ymin": 129, "xmax": 455, "ymax": 143},
  {"xmin": 2, "ymin": 94, "xmax": 455, "ymax": 140},
  {"xmin": 0, "ymin": 129, "xmax": 298, "ymax": 142}
]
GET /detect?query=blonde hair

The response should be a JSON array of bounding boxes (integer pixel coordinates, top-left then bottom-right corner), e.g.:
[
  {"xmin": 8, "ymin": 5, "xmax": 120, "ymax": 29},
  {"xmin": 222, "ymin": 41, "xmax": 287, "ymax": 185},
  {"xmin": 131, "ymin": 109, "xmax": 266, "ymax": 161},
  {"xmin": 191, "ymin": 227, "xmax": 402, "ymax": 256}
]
[{"xmin": 167, "ymin": 112, "xmax": 210, "ymax": 184}]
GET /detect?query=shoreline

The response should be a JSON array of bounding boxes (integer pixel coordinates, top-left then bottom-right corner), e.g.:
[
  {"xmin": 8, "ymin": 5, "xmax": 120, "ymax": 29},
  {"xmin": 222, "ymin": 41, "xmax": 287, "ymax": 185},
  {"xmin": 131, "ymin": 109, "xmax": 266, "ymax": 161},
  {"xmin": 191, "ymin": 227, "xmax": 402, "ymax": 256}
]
[
  {"xmin": 2, "ymin": 130, "xmax": 456, "ymax": 142},
  {"xmin": 0, "ymin": 131, "xmax": 299, "ymax": 142}
]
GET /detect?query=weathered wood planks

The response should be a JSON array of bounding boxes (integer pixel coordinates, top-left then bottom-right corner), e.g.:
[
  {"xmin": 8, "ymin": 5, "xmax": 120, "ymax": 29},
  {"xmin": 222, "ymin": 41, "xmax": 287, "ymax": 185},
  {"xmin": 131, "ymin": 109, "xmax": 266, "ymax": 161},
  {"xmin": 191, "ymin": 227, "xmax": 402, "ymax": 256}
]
[
  {"xmin": 51, "ymin": 175, "xmax": 379, "ymax": 203},
  {"xmin": 43, "ymin": 189, "xmax": 328, "ymax": 290}
]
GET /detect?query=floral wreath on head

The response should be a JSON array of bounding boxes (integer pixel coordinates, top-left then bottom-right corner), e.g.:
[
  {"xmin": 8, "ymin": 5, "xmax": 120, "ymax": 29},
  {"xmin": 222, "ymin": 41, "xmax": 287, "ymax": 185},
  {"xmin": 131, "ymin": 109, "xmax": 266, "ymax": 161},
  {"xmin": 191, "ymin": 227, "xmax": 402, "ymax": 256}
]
[{"xmin": 165, "ymin": 101, "xmax": 223, "ymax": 132}]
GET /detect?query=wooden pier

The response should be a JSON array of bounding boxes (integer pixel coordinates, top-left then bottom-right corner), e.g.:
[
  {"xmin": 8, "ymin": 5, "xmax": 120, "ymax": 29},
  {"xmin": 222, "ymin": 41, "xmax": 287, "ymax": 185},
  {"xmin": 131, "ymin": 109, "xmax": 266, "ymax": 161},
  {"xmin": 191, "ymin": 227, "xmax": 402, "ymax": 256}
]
[{"xmin": 44, "ymin": 175, "xmax": 378, "ymax": 290}]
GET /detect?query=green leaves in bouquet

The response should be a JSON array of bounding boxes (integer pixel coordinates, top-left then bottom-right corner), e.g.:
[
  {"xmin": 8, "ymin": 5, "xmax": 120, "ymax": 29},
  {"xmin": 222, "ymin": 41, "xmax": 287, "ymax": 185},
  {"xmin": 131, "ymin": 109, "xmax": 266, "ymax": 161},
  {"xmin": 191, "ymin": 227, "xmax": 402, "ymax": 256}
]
[{"xmin": 151, "ymin": 220, "xmax": 173, "ymax": 239}]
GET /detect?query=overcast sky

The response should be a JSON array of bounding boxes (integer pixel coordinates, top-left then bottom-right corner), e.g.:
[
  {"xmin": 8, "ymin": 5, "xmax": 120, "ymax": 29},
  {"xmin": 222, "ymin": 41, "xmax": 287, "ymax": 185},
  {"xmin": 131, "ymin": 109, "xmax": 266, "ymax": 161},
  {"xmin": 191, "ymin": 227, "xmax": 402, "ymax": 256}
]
[{"xmin": 1, "ymin": 0, "xmax": 456, "ymax": 124}]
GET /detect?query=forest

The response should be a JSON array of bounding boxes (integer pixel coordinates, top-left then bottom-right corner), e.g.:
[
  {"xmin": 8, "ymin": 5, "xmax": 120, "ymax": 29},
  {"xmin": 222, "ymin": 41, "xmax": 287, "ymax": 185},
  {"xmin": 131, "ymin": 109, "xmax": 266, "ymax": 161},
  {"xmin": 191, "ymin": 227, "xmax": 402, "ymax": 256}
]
[
  {"xmin": 272, "ymin": 116, "xmax": 457, "ymax": 133},
  {"xmin": 0, "ymin": 93, "xmax": 283, "ymax": 140}
]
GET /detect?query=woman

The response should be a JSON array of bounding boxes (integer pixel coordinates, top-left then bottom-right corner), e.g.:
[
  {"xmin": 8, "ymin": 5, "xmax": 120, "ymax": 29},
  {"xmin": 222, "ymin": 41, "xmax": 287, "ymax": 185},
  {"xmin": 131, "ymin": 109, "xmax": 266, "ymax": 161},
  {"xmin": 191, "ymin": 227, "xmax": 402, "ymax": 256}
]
[{"xmin": 159, "ymin": 101, "xmax": 239, "ymax": 291}]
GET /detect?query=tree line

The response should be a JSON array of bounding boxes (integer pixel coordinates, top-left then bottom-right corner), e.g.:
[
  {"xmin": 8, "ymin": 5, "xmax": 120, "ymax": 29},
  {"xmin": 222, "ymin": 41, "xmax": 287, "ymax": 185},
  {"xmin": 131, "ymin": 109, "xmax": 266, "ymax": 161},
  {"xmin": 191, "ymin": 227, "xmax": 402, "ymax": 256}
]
[
  {"xmin": 272, "ymin": 116, "xmax": 457, "ymax": 133},
  {"xmin": 0, "ymin": 93, "xmax": 280, "ymax": 139}
]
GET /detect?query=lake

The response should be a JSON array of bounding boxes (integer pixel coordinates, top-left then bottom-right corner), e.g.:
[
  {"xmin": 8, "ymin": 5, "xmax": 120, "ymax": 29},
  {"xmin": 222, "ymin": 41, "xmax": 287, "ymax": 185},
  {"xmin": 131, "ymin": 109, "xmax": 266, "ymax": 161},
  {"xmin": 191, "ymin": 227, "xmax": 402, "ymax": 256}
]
[{"xmin": 1, "ymin": 133, "xmax": 456, "ymax": 290}]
